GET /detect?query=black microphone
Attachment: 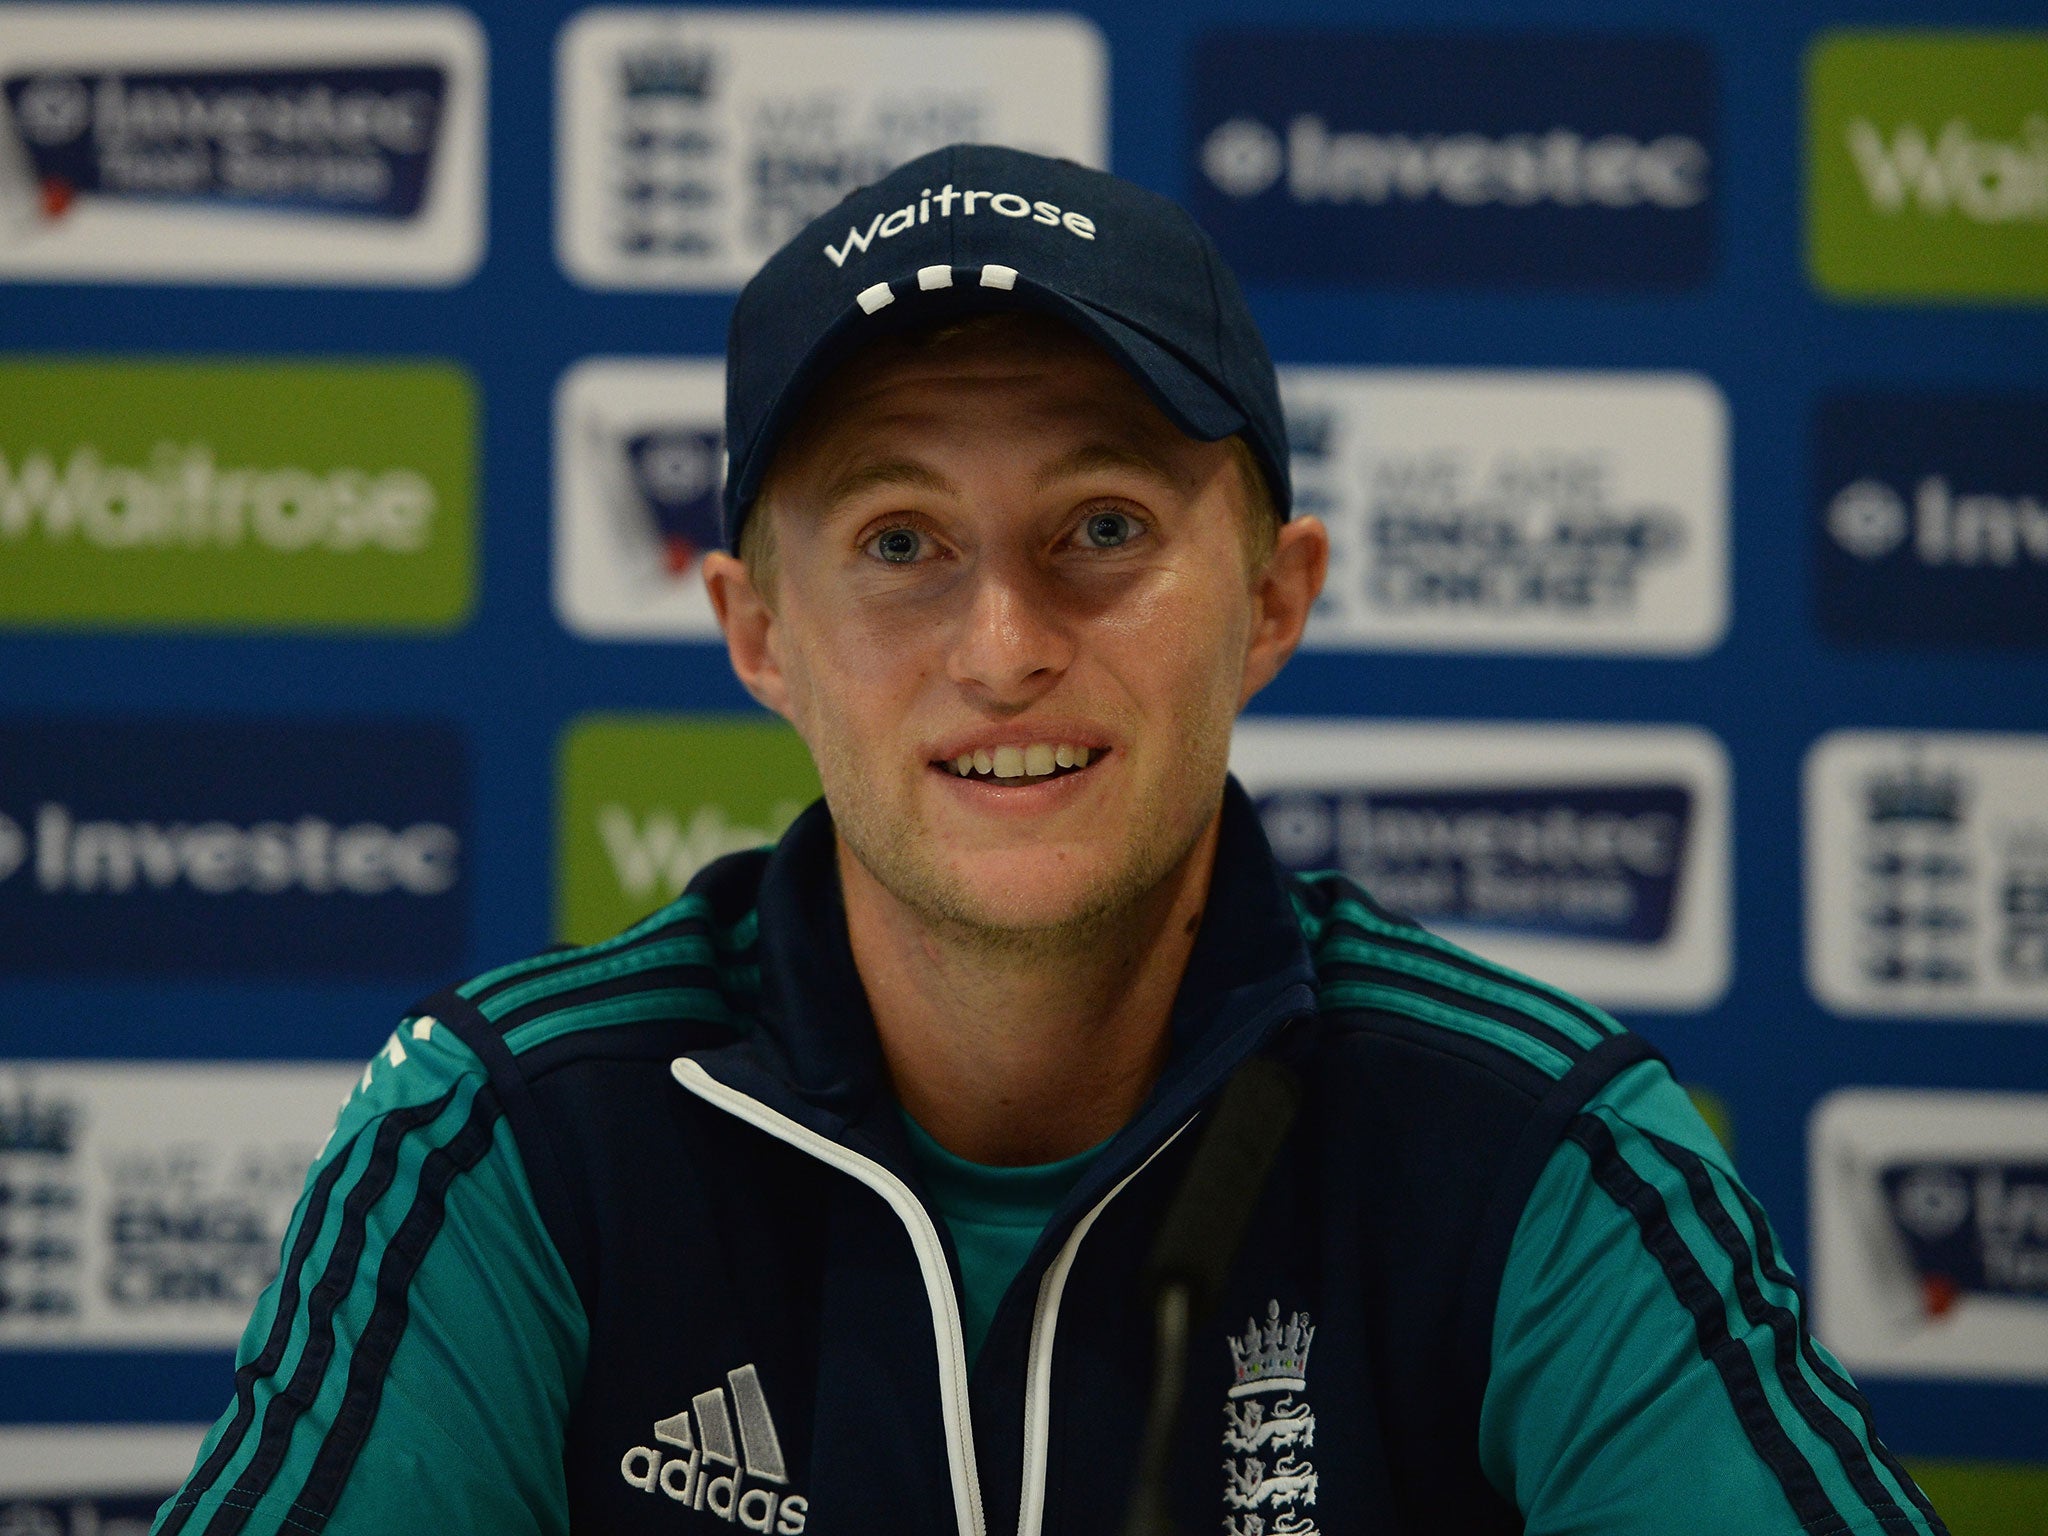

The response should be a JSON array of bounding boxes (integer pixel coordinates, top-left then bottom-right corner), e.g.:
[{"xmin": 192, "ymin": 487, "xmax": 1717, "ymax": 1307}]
[{"xmin": 1122, "ymin": 1055, "xmax": 1302, "ymax": 1536}]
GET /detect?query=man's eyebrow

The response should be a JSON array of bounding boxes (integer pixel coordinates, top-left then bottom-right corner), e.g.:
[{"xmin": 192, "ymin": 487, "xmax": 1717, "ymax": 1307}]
[
  {"xmin": 818, "ymin": 457, "xmax": 956, "ymax": 507},
  {"xmin": 1032, "ymin": 441, "xmax": 1180, "ymax": 492}
]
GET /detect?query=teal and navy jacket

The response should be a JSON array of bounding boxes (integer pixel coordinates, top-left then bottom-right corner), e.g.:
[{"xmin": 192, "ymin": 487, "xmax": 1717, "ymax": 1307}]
[{"xmin": 155, "ymin": 784, "xmax": 1945, "ymax": 1536}]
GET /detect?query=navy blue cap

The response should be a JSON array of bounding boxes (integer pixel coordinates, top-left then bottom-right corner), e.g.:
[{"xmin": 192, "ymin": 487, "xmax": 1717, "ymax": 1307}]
[{"xmin": 722, "ymin": 142, "xmax": 1290, "ymax": 549}]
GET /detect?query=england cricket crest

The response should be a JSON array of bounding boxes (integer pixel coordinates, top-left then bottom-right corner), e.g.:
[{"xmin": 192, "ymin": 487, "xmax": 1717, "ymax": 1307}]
[{"xmin": 1221, "ymin": 1301, "xmax": 1320, "ymax": 1535}]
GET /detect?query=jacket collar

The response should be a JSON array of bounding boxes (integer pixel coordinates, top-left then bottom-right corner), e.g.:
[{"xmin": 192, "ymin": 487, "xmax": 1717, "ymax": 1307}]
[{"xmin": 688, "ymin": 776, "xmax": 1319, "ymax": 1170}]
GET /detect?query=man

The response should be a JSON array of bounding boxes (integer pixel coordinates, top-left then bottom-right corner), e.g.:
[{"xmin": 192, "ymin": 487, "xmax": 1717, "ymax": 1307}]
[{"xmin": 155, "ymin": 146, "xmax": 1943, "ymax": 1536}]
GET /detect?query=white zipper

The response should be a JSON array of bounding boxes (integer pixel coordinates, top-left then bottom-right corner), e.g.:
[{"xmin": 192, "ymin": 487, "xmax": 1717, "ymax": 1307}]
[
  {"xmin": 672, "ymin": 1057, "xmax": 987, "ymax": 1536},
  {"xmin": 1014, "ymin": 1119, "xmax": 1195, "ymax": 1536}
]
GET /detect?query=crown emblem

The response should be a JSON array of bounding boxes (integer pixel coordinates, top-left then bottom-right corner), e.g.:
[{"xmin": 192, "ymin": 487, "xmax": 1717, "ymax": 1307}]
[
  {"xmin": 1864, "ymin": 759, "xmax": 1966, "ymax": 826},
  {"xmin": 1228, "ymin": 1300, "xmax": 1315, "ymax": 1398},
  {"xmin": 0, "ymin": 1086, "xmax": 79, "ymax": 1156}
]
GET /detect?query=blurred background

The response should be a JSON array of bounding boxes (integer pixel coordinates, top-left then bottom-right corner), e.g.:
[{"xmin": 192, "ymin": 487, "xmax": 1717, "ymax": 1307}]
[{"xmin": 1, "ymin": 1, "xmax": 2044, "ymax": 1529}]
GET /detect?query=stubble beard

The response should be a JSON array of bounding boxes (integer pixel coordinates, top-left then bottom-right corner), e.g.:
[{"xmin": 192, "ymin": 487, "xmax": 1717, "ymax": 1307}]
[{"xmin": 824, "ymin": 711, "xmax": 1236, "ymax": 964}]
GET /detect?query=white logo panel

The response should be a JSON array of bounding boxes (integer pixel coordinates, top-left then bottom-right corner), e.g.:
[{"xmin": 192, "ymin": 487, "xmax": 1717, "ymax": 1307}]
[
  {"xmin": 556, "ymin": 7, "xmax": 1107, "ymax": 290},
  {"xmin": 1232, "ymin": 719, "xmax": 1731, "ymax": 1010},
  {"xmin": 553, "ymin": 356, "xmax": 727, "ymax": 640},
  {"xmin": 1282, "ymin": 369, "xmax": 1728, "ymax": 654},
  {"xmin": 0, "ymin": 5, "xmax": 486, "ymax": 285},
  {"xmin": 0, "ymin": 1424, "xmax": 209, "ymax": 1513},
  {"xmin": 1805, "ymin": 731, "xmax": 2048, "ymax": 1019},
  {"xmin": 1811, "ymin": 1089, "xmax": 2048, "ymax": 1382},
  {"xmin": 0, "ymin": 1061, "xmax": 357, "ymax": 1346}
]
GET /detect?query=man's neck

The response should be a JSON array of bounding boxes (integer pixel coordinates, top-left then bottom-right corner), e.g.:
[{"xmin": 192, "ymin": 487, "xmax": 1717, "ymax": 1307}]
[{"xmin": 839, "ymin": 814, "xmax": 1221, "ymax": 1167}]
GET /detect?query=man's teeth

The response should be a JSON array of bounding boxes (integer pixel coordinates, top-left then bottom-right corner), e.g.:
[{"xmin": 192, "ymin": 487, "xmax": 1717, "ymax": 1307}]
[{"xmin": 947, "ymin": 743, "xmax": 1093, "ymax": 779}]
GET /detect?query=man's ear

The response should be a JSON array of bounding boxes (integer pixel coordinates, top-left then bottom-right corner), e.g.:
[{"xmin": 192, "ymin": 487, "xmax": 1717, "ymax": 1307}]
[
  {"xmin": 1238, "ymin": 515, "xmax": 1330, "ymax": 707},
  {"xmin": 702, "ymin": 550, "xmax": 794, "ymax": 719}
]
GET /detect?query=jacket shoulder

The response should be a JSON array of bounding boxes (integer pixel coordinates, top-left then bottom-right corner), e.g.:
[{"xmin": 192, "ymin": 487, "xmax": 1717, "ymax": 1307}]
[
  {"xmin": 426, "ymin": 851, "xmax": 769, "ymax": 1074},
  {"xmin": 1287, "ymin": 869, "xmax": 1650, "ymax": 1100}
]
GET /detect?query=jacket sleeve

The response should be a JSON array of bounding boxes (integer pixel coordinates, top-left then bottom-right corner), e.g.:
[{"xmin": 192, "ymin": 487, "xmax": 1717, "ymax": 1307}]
[
  {"xmin": 152, "ymin": 1016, "xmax": 587, "ymax": 1536},
  {"xmin": 1477, "ymin": 1057, "xmax": 1948, "ymax": 1536}
]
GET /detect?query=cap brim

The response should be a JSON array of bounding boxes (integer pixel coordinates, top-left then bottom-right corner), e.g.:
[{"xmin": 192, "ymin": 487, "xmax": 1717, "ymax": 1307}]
[{"xmin": 727, "ymin": 275, "xmax": 1249, "ymax": 522}]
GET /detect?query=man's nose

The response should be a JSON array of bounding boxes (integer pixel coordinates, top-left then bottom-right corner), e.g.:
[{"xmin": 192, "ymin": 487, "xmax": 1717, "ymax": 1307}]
[{"xmin": 946, "ymin": 553, "xmax": 1074, "ymax": 703}]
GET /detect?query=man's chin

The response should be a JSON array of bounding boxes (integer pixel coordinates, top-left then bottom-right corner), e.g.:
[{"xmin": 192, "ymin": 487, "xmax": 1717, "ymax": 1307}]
[{"xmin": 930, "ymin": 853, "xmax": 1130, "ymax": 934}]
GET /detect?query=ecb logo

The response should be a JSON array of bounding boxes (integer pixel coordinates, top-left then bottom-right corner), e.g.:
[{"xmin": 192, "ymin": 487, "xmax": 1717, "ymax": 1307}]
[
  {"xmin": 557, "ymin": 10, "xmax": 1106, "ymax": 291},
  {"xmin": 1188, "ymin": 32, "xmax": 1716, "ymax": 287},
  {"xmin": 553, "ymin": 357, "xmax": 729, "ymax": 640},
  {"xmin": 1805, "ymin": 731, "xmax": 2048, "ymax": 1019}
]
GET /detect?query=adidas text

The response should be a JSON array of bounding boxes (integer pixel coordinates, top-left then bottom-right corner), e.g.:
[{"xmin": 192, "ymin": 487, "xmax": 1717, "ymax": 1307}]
[{"xmin": 622, "ymin": 1364, "xmax": 807, "ymax": 1530}]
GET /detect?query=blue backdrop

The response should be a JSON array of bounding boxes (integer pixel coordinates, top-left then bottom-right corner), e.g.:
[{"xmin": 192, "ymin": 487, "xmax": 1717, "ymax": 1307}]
[{"xmin": 1, "ymin": 0, "xmax": 2043, "ymax": 1504}]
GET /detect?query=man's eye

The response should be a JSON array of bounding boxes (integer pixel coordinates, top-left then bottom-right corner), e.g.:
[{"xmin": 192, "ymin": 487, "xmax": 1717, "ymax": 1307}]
[
  {"xmin": 868, "ymin": 526, "xmax": 924, "ymax": 564},
  {"xmin": 1079, "ymin": 510, "xmax": 1139, "ymax": 549}
]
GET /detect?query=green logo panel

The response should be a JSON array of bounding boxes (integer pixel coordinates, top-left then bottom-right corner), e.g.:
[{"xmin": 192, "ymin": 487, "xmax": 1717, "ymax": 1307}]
[
  {"xmin": 0, "ymin": 357, "xmax": 475, "ymax": 628},
  {"xmin": 1808, "ymin": 31, "xmax": 2048, "ymax": 301},
  {"xmin": 557, "ymin": 714, "xmax": 822, "ymax": 945},
  {"xmin": 1900, "ymin": 1460, "xmax": 2048, "ymax": 1536}
]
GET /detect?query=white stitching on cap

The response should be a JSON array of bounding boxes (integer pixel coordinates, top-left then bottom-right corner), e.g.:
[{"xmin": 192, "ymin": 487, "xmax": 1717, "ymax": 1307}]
[
  {"xmin": 857, "ymin": 282, "xmax": 895, "ymax": 313},
  {"xmin": 979, "ymin": 264, "xmax": 1018, "ymax": 290},
  {"xmin": 917, "ymin": 265, "xmax": 954, "ymax": 290}
]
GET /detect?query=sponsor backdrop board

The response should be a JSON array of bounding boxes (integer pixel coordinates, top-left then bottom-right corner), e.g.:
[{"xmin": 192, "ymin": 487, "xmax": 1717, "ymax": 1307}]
[
  {"xmin": 1806, "ymin": 732, "xmax": 2048, "ymax": 1020},
  {"xmin": 553, "ymin": 356, "xmax": 726, "ymax": 638},
  {"xmin": 0, "ymin": 1063, "xmax": 357, "ymax": 1346},
  {"xmin": 0, "ymin": 5, "xmax": 486, "ymax": 285},
  {"xmin": 0, "ymin": 358, "xmax": 476, "ymax": 629},
  {"xmin": 557, "ymin": 713, "xmax": 821, "ymax": 943},
  {"xmin": 1282, "ymin": 368, "xmax": 1729, "ymax": 654},
  {"xmin": 0, "ymin": 718, "xmax": 470, "ymax": 978},
  {"xmin": 1232, "ymin": 720, "xmax": 1731, "ymax": 1009},
  {"xmin": 1811, "ymin": 1090, "xmax": 2048, "ymax": 1382},
  {"xmin": 557, "ymin": 7, "xmax": 1107, "ymax": 290},
  {"xmin": 1, "ymin": 0, "xmax": 2045, "ymax": 1521},
  {"xmin": 0, "ymin": 1424, "xmax": 211, "ymax": 1530},
  {"xmin": 1807, "ymin": 32, "xmax": 2048, "ymax": 303}
]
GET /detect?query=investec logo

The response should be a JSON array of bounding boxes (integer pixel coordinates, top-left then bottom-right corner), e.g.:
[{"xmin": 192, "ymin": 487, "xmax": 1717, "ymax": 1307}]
[
  {"xmin": 0, "ymin": 718, "xmax": 468, "ymax": 979},
  {"xmin": 1203, "ymin": 116, "xmax": 1706, "ymax": 211},
  {"xmin": 2, "ymin": 62, "xmax": 445, "ymax": 222},
  {"xmin": 619, "ymin": 1364, "xmax": 808, "ymax": 1531},
  {"xmin": 1828, "ymin": 474, "xmax": 2048, "ymax": 568},
  {"xmin": 1811, "ymin": 1090, "xmax": 2048, "ymax": 1382},
  {"xmin": 1812, "ymin": 392, "xmax": 2048, "ymax": 647},
  {"xmin": 1232, "ymin": 722, "xmax": 1731, "ymax": 1010},
  {"xmin": 1188, "ymin": 33, "xmax": 1716, "ymax": 286},
  {"xmin": 0, "ymin": 806, "xmax": 456, "ymax": 898}
]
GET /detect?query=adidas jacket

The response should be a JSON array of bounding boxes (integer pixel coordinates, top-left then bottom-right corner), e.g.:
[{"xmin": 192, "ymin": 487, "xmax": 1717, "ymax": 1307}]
[{"xmin": 154, "ymin": 783, "xmax": 1945, "ymax": 1536}]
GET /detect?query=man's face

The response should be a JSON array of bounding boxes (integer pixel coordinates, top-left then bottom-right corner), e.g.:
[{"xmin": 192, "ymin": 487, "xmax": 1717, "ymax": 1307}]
[{"xmin": 708, "ymin": 318, "xmax": 1323, "ymax": 944}]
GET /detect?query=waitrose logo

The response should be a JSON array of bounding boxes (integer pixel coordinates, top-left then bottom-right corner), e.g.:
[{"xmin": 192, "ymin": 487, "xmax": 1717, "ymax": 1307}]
[
  {"xmin": 1809, "ymin": 31, "xmax": 2048, "ymax": 299},
  {"xmin": 0, "ymin": 358, "xmax": 473, "ymax": 627},
  {"xmin": 1, "ymin": 444, "xmax": 435, "ymax": 552},
  {"xmin": 557, "ymin": 715, "xmax": 820, "ymax": 945}
]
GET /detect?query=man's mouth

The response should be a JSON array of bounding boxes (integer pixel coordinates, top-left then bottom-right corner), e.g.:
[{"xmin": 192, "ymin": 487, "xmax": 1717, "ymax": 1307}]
[{"xmin": 933, "ymin": 742, "xmax": 1103, "ymax": 785}]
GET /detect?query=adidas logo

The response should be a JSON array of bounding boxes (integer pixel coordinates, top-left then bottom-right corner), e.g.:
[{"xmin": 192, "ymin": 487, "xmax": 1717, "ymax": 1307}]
[{"xmin": 620, "ymin": 1363, "xmax": 809, "ymax": 1531}]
